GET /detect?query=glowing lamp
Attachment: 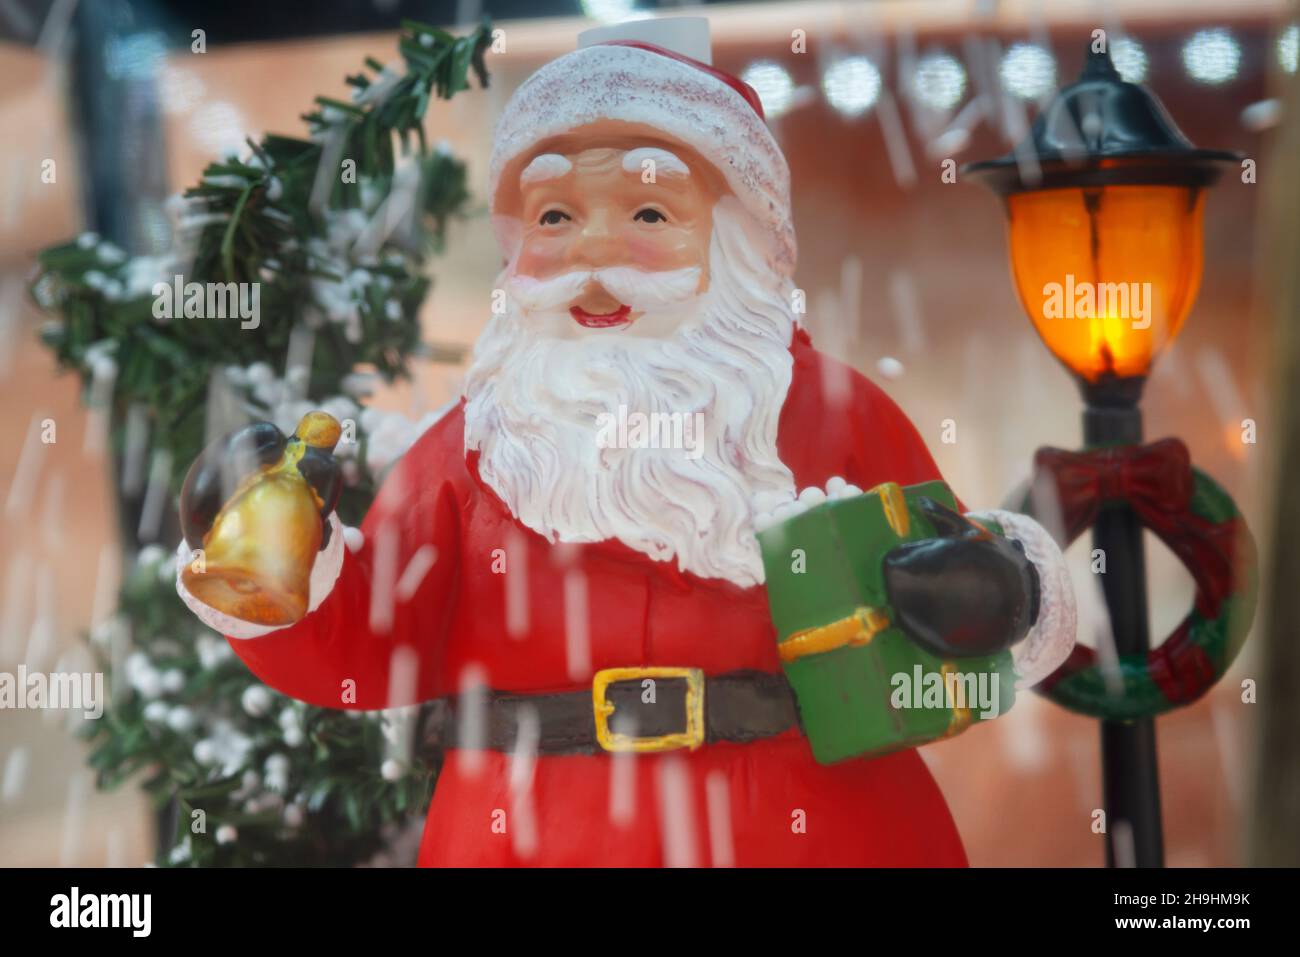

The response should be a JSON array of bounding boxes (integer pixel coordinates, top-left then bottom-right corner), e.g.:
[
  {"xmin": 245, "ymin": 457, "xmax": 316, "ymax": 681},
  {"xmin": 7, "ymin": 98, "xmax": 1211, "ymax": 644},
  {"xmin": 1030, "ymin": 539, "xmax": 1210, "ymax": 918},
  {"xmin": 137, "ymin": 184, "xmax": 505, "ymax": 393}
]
[{"xmin": 965, "ymin": 46, "xmax": 1236, "ymax": 396}]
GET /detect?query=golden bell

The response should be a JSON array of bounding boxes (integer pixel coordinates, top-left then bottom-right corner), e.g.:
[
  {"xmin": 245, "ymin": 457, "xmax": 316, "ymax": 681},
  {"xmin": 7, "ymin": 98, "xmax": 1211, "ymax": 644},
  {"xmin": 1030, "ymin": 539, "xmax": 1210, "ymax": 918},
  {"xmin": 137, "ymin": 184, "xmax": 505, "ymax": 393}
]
[{"xmin": 181, "ymin": 412, "xmax": 341, "ymax": 626}]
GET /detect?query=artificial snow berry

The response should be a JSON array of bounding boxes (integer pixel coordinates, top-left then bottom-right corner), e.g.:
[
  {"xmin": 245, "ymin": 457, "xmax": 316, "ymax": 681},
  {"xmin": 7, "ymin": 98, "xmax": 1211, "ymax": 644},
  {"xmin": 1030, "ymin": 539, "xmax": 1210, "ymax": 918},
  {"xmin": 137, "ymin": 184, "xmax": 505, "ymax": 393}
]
[
  {"xmin": 241, "ymin": 685, "xmax": 273, "ymax": 717},
  {"xmin": 278, "ymin": 707, "xmax": 303, "ymax": 746},
  {"xmin": 193, "ymin": 740, "xmax": 218, "ymax": 765},
  {"xmin": 216, "ymin": 825, "xmax": 238, "ymax": 845},
  {"xmin": 798, "ymin": 486, "xmax": 827, "ymax": 508},
  {"xmin": 143, "ymin": 701, "xmax": 169, "ymax": 723},
  {"xmin": 134, "ymin": 669, "xmax": 162, "ymax": 700},
  {"xmin": 264, "ymin": 754, "xmax": 289, "ymax": 775},
  {"xmin": 381, "ymin": 759, "xmax": 404, "ymax": 782},
  {"xmin": 343, "ymin": 526, "xmax": 364, "ymax": 553},
  {"xmin": 166, "ymin": 707, "xmax": 194, "ymax": 733},
  {"xmin": 97, "ymin": 242, "xmax": 126, "ymax": 265},
  {"xmin": 264, "ymin": 754, "xmax": 290, "ymax": 793}
]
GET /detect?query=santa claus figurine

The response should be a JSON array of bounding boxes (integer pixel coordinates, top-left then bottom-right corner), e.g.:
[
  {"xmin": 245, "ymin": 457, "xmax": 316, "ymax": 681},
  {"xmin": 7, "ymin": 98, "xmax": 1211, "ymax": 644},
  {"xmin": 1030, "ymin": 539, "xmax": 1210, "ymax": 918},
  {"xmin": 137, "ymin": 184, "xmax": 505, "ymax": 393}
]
[{"xmin": 176, "ymin": 17, "xmax": 1076, "ymax": 866}]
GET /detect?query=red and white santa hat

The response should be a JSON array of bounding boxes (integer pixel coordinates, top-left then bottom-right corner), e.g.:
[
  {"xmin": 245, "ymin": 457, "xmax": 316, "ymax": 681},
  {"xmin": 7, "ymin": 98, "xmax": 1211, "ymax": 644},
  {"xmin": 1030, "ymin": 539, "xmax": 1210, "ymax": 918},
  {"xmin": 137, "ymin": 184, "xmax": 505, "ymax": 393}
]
[{"xmin": 489, "ymin": 17, "xmax": 796, "ymax": 275}]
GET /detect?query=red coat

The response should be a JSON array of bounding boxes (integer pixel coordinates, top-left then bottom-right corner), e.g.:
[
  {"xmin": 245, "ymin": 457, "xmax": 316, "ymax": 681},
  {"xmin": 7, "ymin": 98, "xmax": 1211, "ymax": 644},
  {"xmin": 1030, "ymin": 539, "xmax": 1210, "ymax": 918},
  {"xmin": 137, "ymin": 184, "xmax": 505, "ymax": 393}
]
[{"xmin": 228, "ymin": 328, "xmax": 968, "ymax": 866}]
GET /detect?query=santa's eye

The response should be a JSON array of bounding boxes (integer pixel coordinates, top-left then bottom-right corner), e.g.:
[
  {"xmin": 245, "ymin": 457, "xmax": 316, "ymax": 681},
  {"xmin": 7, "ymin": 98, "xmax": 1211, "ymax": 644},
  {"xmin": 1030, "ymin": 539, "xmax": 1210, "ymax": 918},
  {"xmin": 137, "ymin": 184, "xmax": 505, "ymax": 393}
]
[
  {"xmin": 633, "ymin": 208, "xmax": 668, "ymax": 224},
  {"xmin": 539, "ymin": 209, "xmax": 571, "ymax": 226}
]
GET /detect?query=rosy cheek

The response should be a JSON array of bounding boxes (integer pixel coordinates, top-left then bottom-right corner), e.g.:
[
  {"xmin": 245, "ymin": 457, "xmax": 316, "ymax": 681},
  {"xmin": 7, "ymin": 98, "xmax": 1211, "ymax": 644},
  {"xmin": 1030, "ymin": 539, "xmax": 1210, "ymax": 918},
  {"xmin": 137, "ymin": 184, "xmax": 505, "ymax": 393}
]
[
  {"xmin": 623, "ymin": 230, "xmax": 704, "ymax": 272},
  {"xmin": 514, "ymin": 236, "xmax": 568, "ymax": 278}
]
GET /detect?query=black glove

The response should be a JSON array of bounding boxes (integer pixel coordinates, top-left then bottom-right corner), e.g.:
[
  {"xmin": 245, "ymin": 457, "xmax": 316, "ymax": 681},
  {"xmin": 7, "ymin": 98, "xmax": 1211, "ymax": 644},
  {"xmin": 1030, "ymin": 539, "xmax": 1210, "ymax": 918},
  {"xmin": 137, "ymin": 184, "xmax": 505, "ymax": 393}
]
[
  {"xmin": 179, "ymin": 421, "xmax": 342, "ymax": 553},
  {"xmin": 881, "ymin": 497, "xmax": 1040, "ymax": 659}
]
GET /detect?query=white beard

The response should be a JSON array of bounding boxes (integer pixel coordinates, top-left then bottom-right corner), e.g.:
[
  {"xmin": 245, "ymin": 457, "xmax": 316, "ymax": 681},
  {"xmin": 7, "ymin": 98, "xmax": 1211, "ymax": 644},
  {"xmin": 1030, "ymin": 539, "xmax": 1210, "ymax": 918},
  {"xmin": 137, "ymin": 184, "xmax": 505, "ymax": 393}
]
[{"xmin": 463, "ymin": 199, "xmax": 799, "ymax": 587}]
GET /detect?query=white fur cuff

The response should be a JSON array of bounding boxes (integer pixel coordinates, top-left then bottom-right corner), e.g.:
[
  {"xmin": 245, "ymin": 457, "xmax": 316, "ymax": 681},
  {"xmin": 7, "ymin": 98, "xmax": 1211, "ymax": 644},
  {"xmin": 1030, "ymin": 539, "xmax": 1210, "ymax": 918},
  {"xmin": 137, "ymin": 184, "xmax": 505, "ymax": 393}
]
[{"xmin": 969, "ymin": 508, "xmax": 1078, "ymax": 688}]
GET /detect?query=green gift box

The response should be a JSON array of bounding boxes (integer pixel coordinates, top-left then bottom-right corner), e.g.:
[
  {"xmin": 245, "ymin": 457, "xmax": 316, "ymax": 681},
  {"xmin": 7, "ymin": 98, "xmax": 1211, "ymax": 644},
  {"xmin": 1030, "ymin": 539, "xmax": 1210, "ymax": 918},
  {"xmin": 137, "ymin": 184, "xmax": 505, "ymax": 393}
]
[{"xmin": 759, "ymin": 480, "xmax": 1016, "ymax": 765}]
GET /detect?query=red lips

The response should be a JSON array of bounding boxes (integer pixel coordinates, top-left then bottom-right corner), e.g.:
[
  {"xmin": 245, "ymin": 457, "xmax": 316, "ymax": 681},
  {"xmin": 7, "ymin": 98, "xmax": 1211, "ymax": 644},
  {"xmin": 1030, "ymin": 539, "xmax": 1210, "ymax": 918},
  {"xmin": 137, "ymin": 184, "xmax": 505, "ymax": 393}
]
[{"xmin": 570, "ymin": 304, "xmax": 632, "ymax": 329}]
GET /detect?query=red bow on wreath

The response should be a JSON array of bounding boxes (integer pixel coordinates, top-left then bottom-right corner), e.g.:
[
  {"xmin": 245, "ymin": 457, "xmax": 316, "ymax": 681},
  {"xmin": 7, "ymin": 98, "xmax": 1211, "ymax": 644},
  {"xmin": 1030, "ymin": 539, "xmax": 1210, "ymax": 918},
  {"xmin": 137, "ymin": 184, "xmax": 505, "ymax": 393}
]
[{"xmin": 1031, "ymin": 439, "xmax": 1242, "ymax": 619}]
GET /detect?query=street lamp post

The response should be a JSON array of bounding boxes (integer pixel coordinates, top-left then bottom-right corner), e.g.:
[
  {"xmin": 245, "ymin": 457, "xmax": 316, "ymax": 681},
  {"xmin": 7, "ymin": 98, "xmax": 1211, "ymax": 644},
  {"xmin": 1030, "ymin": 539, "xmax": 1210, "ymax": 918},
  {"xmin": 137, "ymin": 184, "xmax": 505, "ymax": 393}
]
[{"xmin": 966, "ymin": 43, "xmax": 1251, "ymax": 867}]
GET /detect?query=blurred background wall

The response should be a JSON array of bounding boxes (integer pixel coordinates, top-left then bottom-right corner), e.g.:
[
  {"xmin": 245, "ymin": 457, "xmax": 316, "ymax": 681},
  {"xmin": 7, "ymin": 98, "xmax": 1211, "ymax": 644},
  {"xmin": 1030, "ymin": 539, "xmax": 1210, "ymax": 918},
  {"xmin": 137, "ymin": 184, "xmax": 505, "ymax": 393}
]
[{"xmin": 1, "ymin": 0, "xmax": 1291, "ymax": 866}]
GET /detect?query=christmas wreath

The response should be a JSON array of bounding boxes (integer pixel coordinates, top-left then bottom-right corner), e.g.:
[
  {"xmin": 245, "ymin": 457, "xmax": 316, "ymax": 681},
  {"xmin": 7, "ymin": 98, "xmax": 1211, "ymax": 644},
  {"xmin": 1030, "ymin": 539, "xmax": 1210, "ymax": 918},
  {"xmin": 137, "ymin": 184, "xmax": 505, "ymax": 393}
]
[{"xmin": 1015, "ymin": 438, "xmax": 1257, "ymax": 720}]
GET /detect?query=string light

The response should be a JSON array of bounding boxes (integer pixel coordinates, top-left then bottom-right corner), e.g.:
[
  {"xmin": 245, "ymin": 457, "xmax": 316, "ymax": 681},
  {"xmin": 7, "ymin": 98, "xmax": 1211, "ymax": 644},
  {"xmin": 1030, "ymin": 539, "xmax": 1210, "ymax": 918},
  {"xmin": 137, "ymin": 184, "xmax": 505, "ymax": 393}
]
[
  {"xmin": 742, "ymin": 61, "xmax": 795, "ymax": 118},
  {"xmin": 1278, "ymin": 24, "xmax": 1298, "ymax": 74},
  {"xmin": 822, "ymin": 56, "xmax": 882, "ymax": 117},
  {"xmin": 1111, "ymin": 37, "xmax": 1148, "ymax": 84},
  {"xmin": 580, "ymin": 0, "xmax": 637, "ymax": 23},
  {"xmin": 913, "ymin": 52, "xmax": 967, "ymax": 111},
  {"xmin": 1182, "ymin": 28, "xmax": 1241, "ymax": 85},
  {"xmin": 1000, "ymin": 43, "xmax": 1056, "ymax": 100}
]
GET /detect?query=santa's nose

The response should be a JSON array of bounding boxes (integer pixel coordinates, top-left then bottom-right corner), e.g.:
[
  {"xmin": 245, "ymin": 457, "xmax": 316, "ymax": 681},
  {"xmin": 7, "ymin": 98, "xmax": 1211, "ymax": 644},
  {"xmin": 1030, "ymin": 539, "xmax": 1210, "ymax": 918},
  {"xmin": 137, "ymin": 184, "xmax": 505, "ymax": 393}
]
[{"xmin": 570, "ymin": 210, "xmax": 622, "ymax": 267}]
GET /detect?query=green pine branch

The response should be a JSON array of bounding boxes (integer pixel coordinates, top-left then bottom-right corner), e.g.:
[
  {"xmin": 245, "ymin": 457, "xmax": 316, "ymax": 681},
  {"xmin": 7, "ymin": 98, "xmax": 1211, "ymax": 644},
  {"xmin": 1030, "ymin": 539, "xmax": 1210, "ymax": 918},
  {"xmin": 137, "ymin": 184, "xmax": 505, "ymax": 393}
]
[
  {"xmin": 31, "ymin": 18, "xmax": 492, "ymax": 868},
  {"xmin": 32, "ymin": 16, "xmax": 491, "ymax": 490}
]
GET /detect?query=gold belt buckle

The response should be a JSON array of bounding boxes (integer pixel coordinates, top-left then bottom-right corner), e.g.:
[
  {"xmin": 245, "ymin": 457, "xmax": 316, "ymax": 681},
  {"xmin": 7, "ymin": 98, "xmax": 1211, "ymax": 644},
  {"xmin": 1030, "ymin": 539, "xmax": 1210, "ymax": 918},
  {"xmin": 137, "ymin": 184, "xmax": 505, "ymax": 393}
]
[{"xmin": 592, "ymin": 667, "xmax": 705, "ymax": 753}]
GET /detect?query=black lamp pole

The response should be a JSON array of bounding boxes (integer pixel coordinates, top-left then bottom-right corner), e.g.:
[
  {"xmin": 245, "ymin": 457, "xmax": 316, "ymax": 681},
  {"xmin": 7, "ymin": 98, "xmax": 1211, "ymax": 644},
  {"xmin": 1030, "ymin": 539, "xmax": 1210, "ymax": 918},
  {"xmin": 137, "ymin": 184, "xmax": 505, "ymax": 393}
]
[{"xmin": 1082, "ymin": 379, "xmax": 1163, "ymax": 866}]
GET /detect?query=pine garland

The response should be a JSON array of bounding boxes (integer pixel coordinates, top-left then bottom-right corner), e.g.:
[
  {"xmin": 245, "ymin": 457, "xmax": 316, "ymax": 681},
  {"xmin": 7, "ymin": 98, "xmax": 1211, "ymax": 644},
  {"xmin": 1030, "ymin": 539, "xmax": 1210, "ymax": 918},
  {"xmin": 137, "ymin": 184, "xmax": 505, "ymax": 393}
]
[{"xmin": 30, "ymin": 18, "xmax": 491, "ymax": 866}]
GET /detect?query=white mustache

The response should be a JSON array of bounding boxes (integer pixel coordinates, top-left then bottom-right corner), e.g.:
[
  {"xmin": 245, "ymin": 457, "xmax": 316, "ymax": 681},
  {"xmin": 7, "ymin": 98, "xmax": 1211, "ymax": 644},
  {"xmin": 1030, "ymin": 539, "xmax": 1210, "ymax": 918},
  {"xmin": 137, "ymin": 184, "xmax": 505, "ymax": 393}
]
[{"xmin": 507, "ymin": 267, "xmax": 702, "ymax": 312}]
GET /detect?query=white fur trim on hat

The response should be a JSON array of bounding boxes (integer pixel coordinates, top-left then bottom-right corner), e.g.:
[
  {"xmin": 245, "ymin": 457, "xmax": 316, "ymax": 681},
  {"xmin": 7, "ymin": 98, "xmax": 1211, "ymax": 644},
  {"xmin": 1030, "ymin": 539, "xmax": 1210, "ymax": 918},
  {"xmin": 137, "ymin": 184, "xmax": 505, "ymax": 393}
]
[{"xmin": 489, "ymin": 43, "xmax": 796, "ymax": 275}]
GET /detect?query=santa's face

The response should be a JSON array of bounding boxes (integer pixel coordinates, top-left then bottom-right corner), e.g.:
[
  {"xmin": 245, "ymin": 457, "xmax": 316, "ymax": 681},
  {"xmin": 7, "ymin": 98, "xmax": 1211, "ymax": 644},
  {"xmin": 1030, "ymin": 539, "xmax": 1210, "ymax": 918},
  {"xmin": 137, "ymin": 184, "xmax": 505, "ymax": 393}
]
[
  {"xmin": 507, "ymin": 139, "xmax": 721, "ymax": 340},
  {"xmin": 467, "ymin": 135, "xmax": 799, "ymax": 587}
]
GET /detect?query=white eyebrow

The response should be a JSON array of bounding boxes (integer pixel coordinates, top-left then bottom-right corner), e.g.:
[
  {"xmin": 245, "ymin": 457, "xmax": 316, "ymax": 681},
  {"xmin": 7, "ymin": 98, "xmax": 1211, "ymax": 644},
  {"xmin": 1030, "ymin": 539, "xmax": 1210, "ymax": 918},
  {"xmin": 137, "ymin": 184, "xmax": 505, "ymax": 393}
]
[
  {"xmin": 623, "ymin": 147, "xmax": 690, "ymax": 179},
  {"xmin": 520, "ymin": 153, "xmax": 573, "ymax": 186}
]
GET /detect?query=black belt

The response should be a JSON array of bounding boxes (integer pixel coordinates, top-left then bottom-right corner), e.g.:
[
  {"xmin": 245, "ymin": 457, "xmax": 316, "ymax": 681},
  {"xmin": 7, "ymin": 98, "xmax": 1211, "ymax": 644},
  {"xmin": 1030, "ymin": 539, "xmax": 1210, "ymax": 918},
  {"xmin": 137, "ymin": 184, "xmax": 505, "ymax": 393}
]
[{"xmin": 424, "ymin": 668, "xmax": 800, "ymax": 756}]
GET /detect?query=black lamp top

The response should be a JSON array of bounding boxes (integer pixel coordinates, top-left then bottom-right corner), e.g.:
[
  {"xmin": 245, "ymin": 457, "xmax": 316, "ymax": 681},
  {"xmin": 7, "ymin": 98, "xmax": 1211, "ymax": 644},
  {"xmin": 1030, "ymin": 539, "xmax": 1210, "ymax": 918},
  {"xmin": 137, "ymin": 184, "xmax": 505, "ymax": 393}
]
[{"xmin": 964, "ymin": 43, "xmax": 1239, "ymax": 194}]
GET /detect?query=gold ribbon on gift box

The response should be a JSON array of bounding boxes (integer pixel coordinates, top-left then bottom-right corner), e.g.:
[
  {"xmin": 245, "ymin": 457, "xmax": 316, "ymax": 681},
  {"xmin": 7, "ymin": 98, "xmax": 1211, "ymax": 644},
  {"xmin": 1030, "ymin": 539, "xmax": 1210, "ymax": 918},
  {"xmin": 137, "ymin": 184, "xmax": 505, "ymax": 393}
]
[
  {"xmin": 778, "ymin": 606, "xmax": 891, "ymax": 663},
  {"xmin": 775, "ymin": 482, "xmax": 911, "ymax": 665}
]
